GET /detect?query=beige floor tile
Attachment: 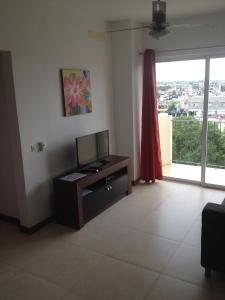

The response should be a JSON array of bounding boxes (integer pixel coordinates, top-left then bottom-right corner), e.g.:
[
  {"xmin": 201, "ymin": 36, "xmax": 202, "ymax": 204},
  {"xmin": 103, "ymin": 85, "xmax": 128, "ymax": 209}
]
[
  {"xmin": 114, "ymin": 197, "xmax": 160, "ymax": 217},
  {"xmin": 1, "ymin": 181, "xmax": 225, "ymax": 300},
  {"xmin": 0, "ymin": 263, "xmax": 18, "ymax": 286},
  {"xmin": 108, "ymin": 229, "xmax": 179, "ymax": 272},
  {"xmin": 164, "ymin": 231, "xmax": 225, "ymax": 295},
  {"xmin": 164, "ymin": 244, "xmax": 205, "ymax": 285},
  {"xmin": 61, "ymin": 293, "xmax": 88, "ymax": 300},
  {"xmin": 0, "ymin": 240, "xmax": 47, "ymax": 268},
  {"xmin": 70, "ymin": 256, "xmax": 159, "ymax": 300},
  {"xmin": 0, "ymin": 271, "xmax": 67, "ymax": 300},
  {"xmin": 206, "ymin": 190, "xmax": 225, "ymax": 204},
  {"xmin": 183, "ymin": 220, "xmax": 202, "ymax": 247},
  {"xmin": 20, "ymin": 243, "xmax": 103, "ymax": 289},
  {"xmin": 127, "ymin": 186, "xmax": 167, "ymax": 207},
  {"xmin": 80, "ymin": 214, "xmax": 131, "ymax": 239},
  {"xmin": 144, "ymin": 275, "xmax": 224, "ymax": 300},
  {"xmin": 163, "ymin": 242, "xmax": 225, "ymax": 295},
  {"xmin": 31, "ymin": 222, "xmax": 75, "ymax": 242},
  {"xmin": 155, "ymin": 193, "xmax": 205, "ymax": 220},
  {"xmin": 67, "ymin": 230, "xmax": 121, "ymax": 255},
  {"xmin": 136, "ymin": 181, "xmax": 180, "ymax": 195},
  {"xmin": 39, "ymin": 216, "xmax": 131, "ymax": 256},
  {"xmin": 0, "ymin": 222, "xmax": 30, "ymax": 252},
  {"xmin": 0, "ymin": 229, "xmax": 74, "ymax": 268},
  {"xmin": 93, "ymin": 202, "xmax": 152, "ymax": 228},
  {"xmin": 133, "ymin": 208, "xmax": 195, "ymax": 242}
]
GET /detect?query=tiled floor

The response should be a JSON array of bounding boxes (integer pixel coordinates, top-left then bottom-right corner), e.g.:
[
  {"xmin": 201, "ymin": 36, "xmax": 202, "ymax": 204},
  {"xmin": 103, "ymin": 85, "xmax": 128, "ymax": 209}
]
[
  {"xmin": 0, "ymin": 181, "xmax": 225, "ymax": 300},
  {"xmin": 163, "ymin": 163, "xmax": 225, "ymax": 186}
]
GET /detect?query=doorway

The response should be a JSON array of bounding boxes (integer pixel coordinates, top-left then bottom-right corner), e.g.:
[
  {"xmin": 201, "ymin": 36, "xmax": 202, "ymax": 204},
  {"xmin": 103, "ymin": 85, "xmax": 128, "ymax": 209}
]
[
  {"xmin": 0, "ymin": 51, "xmax": 26, "ymax": 223},
  {"xmin": 156, "ymin": 56, "xmax": 225, "ymax": 188}
]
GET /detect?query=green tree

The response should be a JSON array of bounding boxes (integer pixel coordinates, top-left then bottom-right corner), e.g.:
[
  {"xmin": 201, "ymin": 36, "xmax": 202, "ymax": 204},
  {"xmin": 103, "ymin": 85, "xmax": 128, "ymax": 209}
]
[
  {"xmin": 172, "ymin": 90, "xmax": 177, "ymax": 98},
  {"xmin": 172, "ymin": 116, "xmax": 225, "ymax": 168},
  {"xmin": 158, "ymin": 85, "xmax": 172, "ymax": 91},
  {"xmin": 167, "ymin": 101, "xmax": 177, "ymax": 113},
  {"xmin": 207, "ymin": 122, "xmax": 225, "ymax": 166}
]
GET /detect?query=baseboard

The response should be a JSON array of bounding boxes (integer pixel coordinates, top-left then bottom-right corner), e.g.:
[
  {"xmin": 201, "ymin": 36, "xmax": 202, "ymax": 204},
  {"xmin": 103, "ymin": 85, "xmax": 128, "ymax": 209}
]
[
  {"xmin": 0, "ymin": 213, "xmax": 20, "ymax": 225},
  {"xmin": 132, "ymin": 177, "xmax": 140, "ymax": 185},
  {"xmin": 19, "ymin": 216, "xmax": 55, "ymax": 234}
]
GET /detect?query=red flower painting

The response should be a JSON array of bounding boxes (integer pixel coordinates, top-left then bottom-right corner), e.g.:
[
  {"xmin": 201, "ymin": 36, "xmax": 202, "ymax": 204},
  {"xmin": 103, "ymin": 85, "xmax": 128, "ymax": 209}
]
[{"xmin": 61, "ymin": 69, "xmax": 92, "ymax": 116}]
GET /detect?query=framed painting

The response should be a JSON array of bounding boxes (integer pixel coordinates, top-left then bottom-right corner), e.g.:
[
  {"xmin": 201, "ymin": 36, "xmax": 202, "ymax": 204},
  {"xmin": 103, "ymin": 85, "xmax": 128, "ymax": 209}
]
[{"xmin": 61, "ymin": 69, "xmax": 92, "ymax": 116}]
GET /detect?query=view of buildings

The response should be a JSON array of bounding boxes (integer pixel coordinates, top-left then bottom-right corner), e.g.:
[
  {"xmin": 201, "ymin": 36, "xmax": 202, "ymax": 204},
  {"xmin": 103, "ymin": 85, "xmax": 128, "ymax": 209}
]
[
  {"xmin": 157, "ymin": 80, "xmax": 225, "ymax": 120},
  {"xmin": 157, "ymin": 80, "xmax": 225, "ymax": 170},
  {"xmin": 156, "ymin": 59, "xmax": 225, "ymax": 172}
]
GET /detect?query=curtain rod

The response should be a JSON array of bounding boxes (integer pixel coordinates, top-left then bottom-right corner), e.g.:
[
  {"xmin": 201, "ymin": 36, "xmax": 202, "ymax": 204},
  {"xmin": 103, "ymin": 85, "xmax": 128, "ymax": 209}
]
[{"xmin": 139, "ymin": 44, "xmax": 225, "ymax": 55}]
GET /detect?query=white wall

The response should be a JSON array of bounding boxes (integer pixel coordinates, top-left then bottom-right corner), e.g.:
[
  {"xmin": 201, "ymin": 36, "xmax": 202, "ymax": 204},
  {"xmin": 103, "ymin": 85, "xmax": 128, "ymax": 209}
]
[
  {"xmin": 111, "ymin": 21, "xmax": 134, "ymax": 168},
  {"xmin": 144, "ymin": 12, "xmax": 225, "ymax": 58},
  {"xmin": 131, "ymin": 28, "xmax": 143, "ymax": 180},
  {"xmin": 111, "ymin": 21, "xmax": 143, "ymax": 180},
  {"xmin": 0, "ymin": 0, "xmax": 115, "ymax": 227},
  {"xmin": 158, "ymin": 114, "xmax": 172, "ymax": 166}
]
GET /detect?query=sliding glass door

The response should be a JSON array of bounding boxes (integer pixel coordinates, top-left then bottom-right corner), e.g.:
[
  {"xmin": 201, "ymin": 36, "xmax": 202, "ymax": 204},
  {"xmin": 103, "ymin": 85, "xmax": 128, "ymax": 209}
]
[
  {"xmin": 205, "ymin": 58, "xmax": 225, "ymax": 186},
  {"xmin": 156, "ymin": 56, "xmax": 225, "ymax": 188},
  {"xmin": 156, "ymin": 59, "xmax": 205, "ymax": 182}
]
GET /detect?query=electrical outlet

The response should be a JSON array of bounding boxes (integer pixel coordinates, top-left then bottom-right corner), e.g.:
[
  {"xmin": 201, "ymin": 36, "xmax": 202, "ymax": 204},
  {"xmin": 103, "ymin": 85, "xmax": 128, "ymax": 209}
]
[
  {"xmin": 31, "ymin": 145, "xmax": 36, "ymax": 152},
  {"xmin": 37, "ymin": 142, "xmax": 46, "ymax": 152},
  {"xmin": 31, "ymin": 142, "xmax": 47, "ymax": 152}
]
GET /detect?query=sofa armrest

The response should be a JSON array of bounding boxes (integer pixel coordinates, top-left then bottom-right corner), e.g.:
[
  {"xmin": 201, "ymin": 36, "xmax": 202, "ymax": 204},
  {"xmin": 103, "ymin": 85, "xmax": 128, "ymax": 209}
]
[
  {"xmin": 201, "ymin": 202, "xmax": 225, "ymax": 271},
  {"xmin": 202, "ymin": 203, "xmax": 225, "ymax": 233}
]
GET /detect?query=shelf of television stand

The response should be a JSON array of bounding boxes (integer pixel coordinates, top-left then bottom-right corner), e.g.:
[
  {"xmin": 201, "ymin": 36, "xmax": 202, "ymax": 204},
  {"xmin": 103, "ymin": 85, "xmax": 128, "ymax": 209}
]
[{"xmin": 53, "ymin": 155, "xmax": 132, "ymax": 229}]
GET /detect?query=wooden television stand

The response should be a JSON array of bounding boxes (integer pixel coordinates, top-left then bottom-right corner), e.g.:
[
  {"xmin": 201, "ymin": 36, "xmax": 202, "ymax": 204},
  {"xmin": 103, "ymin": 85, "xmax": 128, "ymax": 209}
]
[{"xmin": 53, "ymin": 155, "xmax": 132, "ymax": 229}]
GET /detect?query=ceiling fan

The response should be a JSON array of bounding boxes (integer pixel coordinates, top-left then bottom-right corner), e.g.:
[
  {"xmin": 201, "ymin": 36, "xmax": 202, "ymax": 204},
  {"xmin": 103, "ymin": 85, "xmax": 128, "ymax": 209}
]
[{"xmin": 88, "ymin": 0, "xmax": 212, "ymax": 41}]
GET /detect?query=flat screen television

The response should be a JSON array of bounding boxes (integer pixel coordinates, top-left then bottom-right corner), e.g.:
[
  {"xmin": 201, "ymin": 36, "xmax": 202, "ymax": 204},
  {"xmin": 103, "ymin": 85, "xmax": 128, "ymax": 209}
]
[{"xmin": 76, "ymin": 130, "xmax": 109, "ymax": 168}]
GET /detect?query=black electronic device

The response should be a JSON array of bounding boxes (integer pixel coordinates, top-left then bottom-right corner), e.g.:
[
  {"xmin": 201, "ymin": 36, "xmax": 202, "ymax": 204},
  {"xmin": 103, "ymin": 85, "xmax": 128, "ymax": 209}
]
[
  {"xmin": 81, "ymin": 166, "xmax": 101, "ymax": 173},
  {"xmin": 76, "ymin": 130, "xmax": 109, "ymax": 169}
]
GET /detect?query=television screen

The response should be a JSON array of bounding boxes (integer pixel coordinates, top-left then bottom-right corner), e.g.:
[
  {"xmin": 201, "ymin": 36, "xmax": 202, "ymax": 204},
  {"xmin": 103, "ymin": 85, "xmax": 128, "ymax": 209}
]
[
  {"xmin": 76, "ymin": 130, "xmax": 109, "ymax": 168},
  {"xmin": 96, "ymin": 130, "xmax": 109, "ymax": 161}
]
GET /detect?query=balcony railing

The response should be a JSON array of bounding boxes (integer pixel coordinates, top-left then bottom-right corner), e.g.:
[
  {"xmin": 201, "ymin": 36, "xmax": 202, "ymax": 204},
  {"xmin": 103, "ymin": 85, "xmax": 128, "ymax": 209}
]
[{"xmin": 171, "ymin": 118, "xmax": 225, "ymax": 169}]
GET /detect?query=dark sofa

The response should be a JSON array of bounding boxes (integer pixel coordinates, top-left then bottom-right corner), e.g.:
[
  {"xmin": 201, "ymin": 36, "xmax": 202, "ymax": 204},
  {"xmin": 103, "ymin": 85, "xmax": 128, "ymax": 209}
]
[{"xmin": 201, "ymin": 199, "xmax": 225, "ymax": 277}]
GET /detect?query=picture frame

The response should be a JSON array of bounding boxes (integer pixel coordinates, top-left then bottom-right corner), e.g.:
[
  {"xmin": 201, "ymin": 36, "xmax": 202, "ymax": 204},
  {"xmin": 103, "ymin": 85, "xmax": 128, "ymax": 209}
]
[{"xmin": 61, "ymin": 69, "xmax": 92, "ymax": 116}]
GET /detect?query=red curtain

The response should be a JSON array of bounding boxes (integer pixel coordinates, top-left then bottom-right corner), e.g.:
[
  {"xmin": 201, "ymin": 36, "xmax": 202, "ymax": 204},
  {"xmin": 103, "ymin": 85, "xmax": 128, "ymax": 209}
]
[{"xmin": 140, "ymin": 49, "xmax": 163, "ymax": 182}]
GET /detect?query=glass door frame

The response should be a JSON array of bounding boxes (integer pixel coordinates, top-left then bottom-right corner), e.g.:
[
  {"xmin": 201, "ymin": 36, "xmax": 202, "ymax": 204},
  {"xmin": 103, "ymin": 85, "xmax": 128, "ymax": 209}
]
[
  {"xmin": 200, "ymin": 57, "xmax": 210, "ymax": 186},
  {"xmin": 156, "ymin": 52, "xmax": 225, "ymax": 190},
  {"xmin": 201, "ymin": 55, "xmax": 225, "ymax": 190}
]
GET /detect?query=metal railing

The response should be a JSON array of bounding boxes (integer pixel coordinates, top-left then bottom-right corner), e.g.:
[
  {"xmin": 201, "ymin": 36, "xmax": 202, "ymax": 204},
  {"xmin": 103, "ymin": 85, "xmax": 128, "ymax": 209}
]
[{"xmin": 172, "ymin": 118, "xmax": 225, "ymax": 169}]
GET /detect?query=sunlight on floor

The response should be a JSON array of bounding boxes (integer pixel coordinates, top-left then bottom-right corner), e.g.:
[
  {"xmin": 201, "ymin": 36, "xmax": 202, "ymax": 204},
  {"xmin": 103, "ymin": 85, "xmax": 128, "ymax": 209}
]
[{"xmin": 163, "ymin": 163, "xmax": 225, "ymax": 186}]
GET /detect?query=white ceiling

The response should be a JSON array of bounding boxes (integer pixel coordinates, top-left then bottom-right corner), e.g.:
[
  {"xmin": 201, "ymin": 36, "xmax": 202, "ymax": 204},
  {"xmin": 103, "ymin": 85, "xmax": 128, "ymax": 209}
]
[{"xmin": 83, "ymin": 0, "xmax": 225, "ymax": 21}]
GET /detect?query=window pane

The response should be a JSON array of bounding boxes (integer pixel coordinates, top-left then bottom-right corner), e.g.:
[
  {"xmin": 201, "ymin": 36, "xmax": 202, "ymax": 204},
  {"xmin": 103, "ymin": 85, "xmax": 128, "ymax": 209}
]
[
  {"xmin": 205, "ymin": 57, "xmax": 225, "ymax": 186},
  {"xmin": 156, "ymin": 60, "xmax": 205, "ymax": 181}
]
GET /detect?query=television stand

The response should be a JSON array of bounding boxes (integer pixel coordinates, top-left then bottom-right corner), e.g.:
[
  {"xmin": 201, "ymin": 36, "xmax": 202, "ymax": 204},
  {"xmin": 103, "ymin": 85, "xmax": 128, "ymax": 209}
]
[
  {"xmin": 100, "ymin": 157, "xmax": 111, "ymax": 164},
  {"xmin": 80, "ymin": 161, "xmax": 103, "ymax": 173},
  {"xmin": 53, "ymin": 155, "xmax": 132, "ymax": 229},
  {"xmin": 81, "ymin": 167, "xmax": 101, "ymax": 174}
]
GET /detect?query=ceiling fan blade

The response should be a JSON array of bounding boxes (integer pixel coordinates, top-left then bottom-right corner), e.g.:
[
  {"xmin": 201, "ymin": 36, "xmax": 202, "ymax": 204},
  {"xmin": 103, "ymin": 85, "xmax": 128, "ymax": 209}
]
[
  {"xmin": 88, "ymin": 25, "xmax": 150, "ymax": 41},
  {"xmin": 88, "ymin": 30, "xmax": 106, "ymax": 41},
  {"xmin": 169, "ymin": 23, "xmax": 213, "ymax": 29},
  {"xmin": 107, "ymin": 25, "xmax": 151, "ymax": 33}
]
